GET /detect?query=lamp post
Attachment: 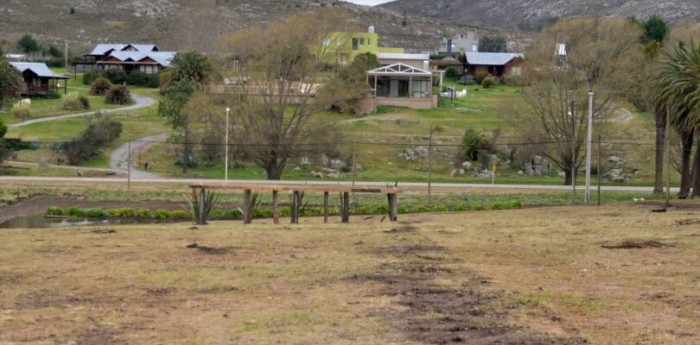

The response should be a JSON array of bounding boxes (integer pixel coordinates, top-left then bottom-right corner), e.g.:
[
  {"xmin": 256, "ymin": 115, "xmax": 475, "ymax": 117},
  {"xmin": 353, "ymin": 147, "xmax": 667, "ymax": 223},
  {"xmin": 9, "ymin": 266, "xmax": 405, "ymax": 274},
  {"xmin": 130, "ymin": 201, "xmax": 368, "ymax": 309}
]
[
  {"xmin": 225, "ymin": 107, "xmax": 230, "ymax": 184},
  {"xmin": 585, "ymin": 90, "xmax": 593, "ymax": 204}
]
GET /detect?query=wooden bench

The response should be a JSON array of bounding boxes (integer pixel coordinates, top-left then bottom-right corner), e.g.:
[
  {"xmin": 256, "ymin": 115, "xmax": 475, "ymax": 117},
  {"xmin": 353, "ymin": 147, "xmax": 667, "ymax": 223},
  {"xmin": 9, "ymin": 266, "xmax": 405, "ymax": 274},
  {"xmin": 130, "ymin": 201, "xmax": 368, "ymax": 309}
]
[{"xmin": 189, "ymin": 183, "xmax": 402, "ymax": 225}]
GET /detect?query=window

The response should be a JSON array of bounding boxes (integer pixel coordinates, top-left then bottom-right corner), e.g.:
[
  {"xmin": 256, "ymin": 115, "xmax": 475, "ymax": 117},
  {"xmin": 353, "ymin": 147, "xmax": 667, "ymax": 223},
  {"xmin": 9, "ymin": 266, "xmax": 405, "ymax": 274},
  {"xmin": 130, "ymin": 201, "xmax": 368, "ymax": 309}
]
[
  {"xmin": 359, "ymin": 38, "xmax": 365, "ymax": 45},
  {"xmin": 511, "ymin": 66, "xmax": 522, "ymax": 76},
  {"xmin": 352, "ymin": 38, "xmax": 359, "ymax": 51}
]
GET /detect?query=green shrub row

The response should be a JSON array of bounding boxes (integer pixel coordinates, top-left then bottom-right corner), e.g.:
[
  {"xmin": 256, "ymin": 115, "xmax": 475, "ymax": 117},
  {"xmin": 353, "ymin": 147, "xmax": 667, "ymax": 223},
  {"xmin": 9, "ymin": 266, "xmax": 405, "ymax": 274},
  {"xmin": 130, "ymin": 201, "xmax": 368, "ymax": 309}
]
[
  {"xmin": 45, "ymin": 200, "xmax": 523, "ymax": 221},
  {"xmin": 45, "ymin": 206, "xmax": 191, "ymax": 220}
]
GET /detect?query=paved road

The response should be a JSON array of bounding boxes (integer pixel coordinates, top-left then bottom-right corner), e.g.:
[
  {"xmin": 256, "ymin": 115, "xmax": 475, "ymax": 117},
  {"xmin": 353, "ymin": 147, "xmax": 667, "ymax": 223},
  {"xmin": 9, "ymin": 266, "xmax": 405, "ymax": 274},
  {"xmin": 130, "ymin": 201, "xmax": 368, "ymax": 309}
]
[
  {"xmin": 0, "ymin": 176, "xmax": 675, "ymax": 194},
  {"xmin": 8, "ymin": 94, "xmax": 156, "ymax": 129},
  {"xmin": 109, "ymin": 133, "xmax": 169, "ymax": 179}
]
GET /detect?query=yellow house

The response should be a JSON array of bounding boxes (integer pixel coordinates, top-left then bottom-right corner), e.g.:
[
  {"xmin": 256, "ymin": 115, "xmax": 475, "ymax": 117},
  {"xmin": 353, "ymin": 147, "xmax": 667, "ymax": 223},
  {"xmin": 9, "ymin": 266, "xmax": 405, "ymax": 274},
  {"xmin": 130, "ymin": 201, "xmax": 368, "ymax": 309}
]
[{"xmin": 325, "ymin": 26, "xmax": 404, "ymax": 66}]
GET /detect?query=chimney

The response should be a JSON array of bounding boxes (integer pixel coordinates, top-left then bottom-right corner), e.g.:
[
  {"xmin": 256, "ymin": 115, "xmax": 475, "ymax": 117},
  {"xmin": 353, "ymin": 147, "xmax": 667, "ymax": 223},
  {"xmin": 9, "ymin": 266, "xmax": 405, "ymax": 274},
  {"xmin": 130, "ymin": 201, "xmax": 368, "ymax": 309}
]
[{"xmin": 368, "ymin": 26, "xmax": 375, "ymax": 34}]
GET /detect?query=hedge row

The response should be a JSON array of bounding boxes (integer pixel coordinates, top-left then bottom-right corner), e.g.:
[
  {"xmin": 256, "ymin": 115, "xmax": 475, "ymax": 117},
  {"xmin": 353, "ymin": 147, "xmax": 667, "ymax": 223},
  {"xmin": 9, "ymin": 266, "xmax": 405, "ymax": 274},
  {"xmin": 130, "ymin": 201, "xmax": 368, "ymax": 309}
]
[{"xmin": 45, "ymin": 200, "xmax": 523, "ymax": 221}]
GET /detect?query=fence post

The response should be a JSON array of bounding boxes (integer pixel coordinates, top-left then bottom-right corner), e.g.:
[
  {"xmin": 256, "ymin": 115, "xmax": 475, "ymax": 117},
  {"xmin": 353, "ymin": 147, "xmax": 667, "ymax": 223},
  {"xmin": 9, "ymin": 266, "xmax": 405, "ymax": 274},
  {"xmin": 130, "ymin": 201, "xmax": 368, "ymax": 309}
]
[{"xmin": 127, "ymin": 140, "xmax": 131, "ymax": 201}]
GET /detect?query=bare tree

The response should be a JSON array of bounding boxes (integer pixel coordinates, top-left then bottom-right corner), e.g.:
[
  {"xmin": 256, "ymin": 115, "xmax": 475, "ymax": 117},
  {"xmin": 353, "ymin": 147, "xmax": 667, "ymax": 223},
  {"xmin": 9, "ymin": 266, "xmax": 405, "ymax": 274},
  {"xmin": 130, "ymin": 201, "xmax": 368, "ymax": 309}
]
[
  {"xmin": 217, "ymin": 10, "xmax": 352, "ymax": 179},
  {"xmin": 511, "ymin": 17, "xmax": 644, "ymax": 185}
]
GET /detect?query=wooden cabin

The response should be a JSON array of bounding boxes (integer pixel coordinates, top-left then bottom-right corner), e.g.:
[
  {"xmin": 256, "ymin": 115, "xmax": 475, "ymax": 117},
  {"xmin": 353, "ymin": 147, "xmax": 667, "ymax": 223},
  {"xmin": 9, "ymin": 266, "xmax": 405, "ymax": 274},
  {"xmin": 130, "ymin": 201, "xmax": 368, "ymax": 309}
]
[{"xmin": 10, "ymin": 62, "xmax": 68, "ymax": 97}]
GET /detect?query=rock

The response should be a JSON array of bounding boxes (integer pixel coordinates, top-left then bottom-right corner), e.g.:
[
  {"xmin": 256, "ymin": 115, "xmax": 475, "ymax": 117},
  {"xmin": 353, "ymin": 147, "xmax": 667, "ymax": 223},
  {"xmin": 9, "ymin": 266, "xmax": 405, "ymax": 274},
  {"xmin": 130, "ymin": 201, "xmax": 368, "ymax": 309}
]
[
  {"xmin": 353, "ymin": 162, "xmax": 363, "ymax": 171},
  {"xmin": 608, "ymin": 156, "xmax": 623, "ymax": 164},
  {"xmin": 610, "ymin": 168, "xmax": 623, "ymax": 176},
  {"xmin": 319, "ymin": 154, "xmax": 330, "ymax": 167},
  {"xmin": 328, "ymin": 172, "xmax": 340, "ymax": 179},
  {"xmin": 461, "ymin": 161, "xmax": 472, "ymax": 170},
  {"xmin": 449, "ymin": 168, "xmax": 458, "ymax": 178},
  {"xmin": 533, "ymin": 155, "xmax": 543, "ymax": 165},
  {"xmin": 399, "ymin": 149, "xmax": 416, "ymax": 161},
  {"xmin": 557, "ymin": 171, "xmax": 566, "ymax": 178},
  {"xmin": 476, "ymin": 169, "xmax": 492, "ymax": 178},
  {"xmin": 38, "ymin": 157, "xmax": 49, "ymax": 168},
  {"xmin": 415, "ymin": 146, "xmax": 429, "ymax": 158},
  {"xmin": 490, "ymin": 154, "xmax": 498, "ymax": 164},
  {"xmin": 517, "ymin": 170, "xmax": 524, "ymax": 175},
  {"xmin": 611, "ymin": 175, "xmax": 625, "ymax": 183},
  {"xmin": 76, "ymin": 170, "xmax": 84, "ymax": 177},
  {"xmin": 293, "ymin": 166, "xmax": 302, "ymax": 171},
  {"xmin": 330, "ymin": 159, "xmax": 347, "ymax": 171},
  {"xmin": 459, "ymin": 169, "xmax": 465, "ymax": 175},
  {"xmin": 365, "ymin": 150, "xmax": 373, "ymax": 156},
  {"xmin": 104, "ymin": 170, "xmax": 116, "ymax": 176},
  {"xmin": 310, "ymin": 171, "xmax": 324, "ymax": 179},
  {"xmin": 300, "ymin": 157, "xmax": 311, "ymax": 167}
]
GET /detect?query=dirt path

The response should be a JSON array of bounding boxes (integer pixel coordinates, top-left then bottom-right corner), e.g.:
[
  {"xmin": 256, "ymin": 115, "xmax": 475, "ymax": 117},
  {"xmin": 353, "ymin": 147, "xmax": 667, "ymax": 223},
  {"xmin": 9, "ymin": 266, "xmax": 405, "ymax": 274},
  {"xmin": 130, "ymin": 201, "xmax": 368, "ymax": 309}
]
[
  {"xmin": 109, "ymin": 133, "xmax": 169, "ymax": 178},
  {"xmin": 353, "ymin": 222, "xmax": 587, "ymax": 344},
  {"xmin": 7, "ymin": 93, "xmax": 156, "ymax": 129}
]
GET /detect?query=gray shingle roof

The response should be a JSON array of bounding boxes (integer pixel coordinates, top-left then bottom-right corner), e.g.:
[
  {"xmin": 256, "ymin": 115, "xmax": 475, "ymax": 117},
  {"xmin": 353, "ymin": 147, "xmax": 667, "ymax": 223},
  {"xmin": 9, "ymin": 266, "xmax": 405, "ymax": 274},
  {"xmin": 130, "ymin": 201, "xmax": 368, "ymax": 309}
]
[
  {"xmin": 465, "ymin": 52, "xmax": 524, "ymax": 66},
  {"xmin": 10, "ymin": 62, "xmax": 66, "ymax": 78},
  {"xmin": 102, "ymin": 51, "xmax": 176, "ymax": 67},
  {"xmin": 88, "ymin": 43, "xmax": 158, "ymax": 56}
]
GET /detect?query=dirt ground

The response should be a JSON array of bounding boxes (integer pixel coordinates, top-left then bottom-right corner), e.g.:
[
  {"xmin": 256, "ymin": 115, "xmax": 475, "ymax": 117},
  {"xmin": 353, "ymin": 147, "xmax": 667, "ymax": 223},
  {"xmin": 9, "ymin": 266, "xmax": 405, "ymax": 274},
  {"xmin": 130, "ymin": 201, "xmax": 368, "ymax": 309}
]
[{"xmin": 0, "ymin": 201, "xmax": 698, "ymax": 344}]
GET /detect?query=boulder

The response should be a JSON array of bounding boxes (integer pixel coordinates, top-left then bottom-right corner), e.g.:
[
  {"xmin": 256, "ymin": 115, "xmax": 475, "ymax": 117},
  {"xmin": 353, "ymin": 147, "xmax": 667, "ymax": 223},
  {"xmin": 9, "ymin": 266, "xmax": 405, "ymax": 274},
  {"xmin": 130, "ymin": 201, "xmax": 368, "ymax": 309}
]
[
  {"xmin": 459, "ymin": 169, "xmax": 465, "ymax": 175},
  {"xmin": 328, "ymin": 172, "xmax": 340, "ymax": 179},
  {"xmin": 319, "ymin": 154, "xmax": 330, "ymax": 167},
  {"xmin": 449, "ymin": 168, "xmax": 458, "ymax": 178},
  {"xmin": 310, "ymin": 171, "xmax": 324, "ymax": 179},
  {"xmin": 38, "ymin": 157, "xmax": 49, "ymax": 168},
  {"xmin": 300, "ymin": 157, "xmax": 311, "ymax": 167},
  {"xmin": 330, "ymin": 159, "xmax": 347, "ymax": 171},
  {"xmin": 415, "ymin": 146, "xmax": 429, "ymax": 158},
  {"xmin": 608, "ymin": 156, "xmax": 623, "ymax": 165},
  {"xmin": 517, "ymin": 170, "xmax": 524, "ymax": 176},
  {"xmin": 461, "ymin": 161, "xmax": 472, "ymax": 170},
  {"xmin": 533, "ymin": 155, "xmax": 543, "ymax": 165},
  {"xmin": 104, "ymin": 170, "xmax": 116, "ymax": 176}
]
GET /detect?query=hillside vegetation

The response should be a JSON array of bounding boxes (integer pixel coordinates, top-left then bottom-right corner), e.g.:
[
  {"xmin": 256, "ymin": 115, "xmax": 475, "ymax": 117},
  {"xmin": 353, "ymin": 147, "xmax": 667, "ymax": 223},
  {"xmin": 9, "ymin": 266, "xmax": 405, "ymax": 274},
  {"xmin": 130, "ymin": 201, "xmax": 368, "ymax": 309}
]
[
  {"xmin": 0, "ymin": 0, "xmax": 467, "ymax": 53},
  {"xmin": 382, "ymin": 0, "xmax": 700, "ymax": 31}
]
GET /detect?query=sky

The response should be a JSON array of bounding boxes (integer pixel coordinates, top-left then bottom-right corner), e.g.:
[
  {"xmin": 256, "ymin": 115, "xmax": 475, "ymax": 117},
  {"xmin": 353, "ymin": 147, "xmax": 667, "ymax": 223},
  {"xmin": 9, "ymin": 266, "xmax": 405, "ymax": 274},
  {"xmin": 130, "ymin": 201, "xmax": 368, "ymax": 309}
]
[{"xmin": 340, "ymin": 0, "xmax": 393, "ymax": 6}]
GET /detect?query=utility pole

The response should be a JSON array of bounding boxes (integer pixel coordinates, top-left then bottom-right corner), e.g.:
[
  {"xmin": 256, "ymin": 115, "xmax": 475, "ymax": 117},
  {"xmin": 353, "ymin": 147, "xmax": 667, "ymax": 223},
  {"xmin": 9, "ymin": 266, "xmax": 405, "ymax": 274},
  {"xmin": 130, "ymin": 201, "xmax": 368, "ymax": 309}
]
[
  {"xmin": 585, "ymin": 90, "xmax": 593, "ymax": 204},
  {"xmin": 665, "ymin": 104, "xmax": 672, "ymax": 208},
  {"xmin": 64, "ymin": 39, "xmax": 68, "ymax": 70},
  {"xmin": 225, "ymin": 107, "xmax": 230, "ymax": 184},
  {"xmin": 570, "ymin": 97, "xmax": 576, "ymax": 204}
]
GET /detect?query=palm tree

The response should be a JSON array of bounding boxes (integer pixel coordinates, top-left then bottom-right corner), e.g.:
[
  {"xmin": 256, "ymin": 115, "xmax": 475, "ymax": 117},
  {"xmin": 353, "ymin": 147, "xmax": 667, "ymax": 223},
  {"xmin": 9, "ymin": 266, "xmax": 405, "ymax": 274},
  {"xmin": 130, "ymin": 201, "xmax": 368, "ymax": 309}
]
[{"xmin": 656, "ymin": 41, "xmax": 700, "ymax": 198}]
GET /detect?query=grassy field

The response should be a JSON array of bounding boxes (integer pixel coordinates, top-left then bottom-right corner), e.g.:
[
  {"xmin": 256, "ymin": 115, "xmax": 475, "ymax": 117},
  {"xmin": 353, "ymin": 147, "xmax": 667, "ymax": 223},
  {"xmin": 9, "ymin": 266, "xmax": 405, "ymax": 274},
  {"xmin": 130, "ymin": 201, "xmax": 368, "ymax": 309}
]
[{"xmin": 0, "ymin": 201, "xmax": 697, "ymax": 344}]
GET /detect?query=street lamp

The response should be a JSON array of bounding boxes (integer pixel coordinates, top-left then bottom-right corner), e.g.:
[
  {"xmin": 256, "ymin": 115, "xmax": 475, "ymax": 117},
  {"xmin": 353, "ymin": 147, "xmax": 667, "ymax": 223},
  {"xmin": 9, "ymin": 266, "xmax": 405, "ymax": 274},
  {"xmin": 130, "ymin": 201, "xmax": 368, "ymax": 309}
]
[
  {"xmin": 225, "ymin": 107, "xmax": 230, "ymax": 184},
  {"xmin": 585, "ymin": 90, "xmax": 593, "ymax": 204}
]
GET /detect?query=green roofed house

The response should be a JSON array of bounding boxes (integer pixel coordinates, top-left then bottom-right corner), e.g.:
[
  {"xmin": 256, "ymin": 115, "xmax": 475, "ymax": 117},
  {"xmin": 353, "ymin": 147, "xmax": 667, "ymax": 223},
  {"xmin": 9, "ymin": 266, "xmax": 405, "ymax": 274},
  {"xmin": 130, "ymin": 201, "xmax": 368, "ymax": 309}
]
[{"xmin": 10, "ymin": 62, "xmax": 68, "ymax": 97}]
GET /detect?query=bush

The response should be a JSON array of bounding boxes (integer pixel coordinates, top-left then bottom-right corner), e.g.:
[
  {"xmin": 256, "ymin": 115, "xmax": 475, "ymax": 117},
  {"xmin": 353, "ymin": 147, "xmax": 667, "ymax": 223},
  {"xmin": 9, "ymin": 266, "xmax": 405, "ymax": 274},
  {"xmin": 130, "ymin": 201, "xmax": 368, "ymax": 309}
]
[
  {"xmin": 502, "ymin": 75, "xmax": 529, "ymax": 87},
  {"xmin": 104, "ymin": 85, "xmax": 132, "ymax": 104},
  {"xmin": 107, "ymin": 209, "xmax": 120, "ymax": 217},
  {"xmin": 127, "ymin": 70, "xmax": 160, "ymax": 88},
  {"xmin": 85, "ymin": 208, "xmax": 107, "ymax": 218},
  {"xmin": 432, "ymin": 204, "xmax": 448, "ymax": 212},
  {"xmin": 83, "ymin": 70, "xmax": 104, "ymax": 85},
  {"xmin": 104, "ymin": 68, "xmax": 127, "ymax": 84},
  {"xmin": 12, "ymin": 105, "xmax": 31, "ymax": 121},
  {"xmin": 118, "ymin": 208, "xmax": 135, "ymax": 217},
  {"xmin": 63, "ymin": 92, "xmax": 90, "ymax": 111},
  {"xmin": 459, "ymin": 74, "xmax": 476, "ymax": 85},
  {"xmin": 137, "ymin": 208, "xmax": 152, "ymax": 218},
  {"xmin": 46, "ymin": 206, "xmax": 63, "ymax": 216},
  {"xmin": 45, "ymin": 58, "xmax": 65, "ymax": 68},
  {"xmin": 66, "ymin": 207, "xmax": 84, "ymax": 217},
  {"xmin": 45, "ymin": 90, "xmax": 61, "ymax": 99},
  {"xmin": 152, "ymin": 209, "xmax": 170, "ymax": 219},
  {"xmin": 89, "ymin": 77, "xmax": 112, "ymax": 96},
  {"xmin": 481, "ymin": 75, "xmax": 497, "ymax": 89},
  {"xmin": 170, "ymin": 210, "xmax": 191, "ymax": 219},
  {"xmin": 444, "ymin": 66, "xmax": 461, "ymax": 79}
]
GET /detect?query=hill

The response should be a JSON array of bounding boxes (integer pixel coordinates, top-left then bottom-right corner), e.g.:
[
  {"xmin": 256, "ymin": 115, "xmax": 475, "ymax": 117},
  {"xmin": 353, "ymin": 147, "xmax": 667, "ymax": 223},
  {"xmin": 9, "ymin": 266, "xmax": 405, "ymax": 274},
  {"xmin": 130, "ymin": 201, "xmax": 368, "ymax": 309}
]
[
  {"xmin": 0, "ymin": 0, "xmax": 468, "ymax": 54},
  {"xmin": 381, "ymin": 0, "xmax": 700, "ymax": 31}
]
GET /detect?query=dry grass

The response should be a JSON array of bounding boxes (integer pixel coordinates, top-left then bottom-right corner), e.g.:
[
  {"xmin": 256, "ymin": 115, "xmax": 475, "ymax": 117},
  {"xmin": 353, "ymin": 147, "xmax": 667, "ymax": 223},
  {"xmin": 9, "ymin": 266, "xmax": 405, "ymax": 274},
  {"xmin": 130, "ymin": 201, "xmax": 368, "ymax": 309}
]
[{"xmin": 0, "ymin": 201, "xmax": 698, "ymax": 344}]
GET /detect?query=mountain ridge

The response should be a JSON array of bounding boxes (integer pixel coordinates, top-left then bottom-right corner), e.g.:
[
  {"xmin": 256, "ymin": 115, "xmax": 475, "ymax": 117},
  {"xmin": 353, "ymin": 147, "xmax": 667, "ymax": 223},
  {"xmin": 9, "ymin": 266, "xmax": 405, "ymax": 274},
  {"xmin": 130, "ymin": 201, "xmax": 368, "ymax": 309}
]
[{"xmin": 381, "ymin": 0, "xmax": 700, "ymax": 31}]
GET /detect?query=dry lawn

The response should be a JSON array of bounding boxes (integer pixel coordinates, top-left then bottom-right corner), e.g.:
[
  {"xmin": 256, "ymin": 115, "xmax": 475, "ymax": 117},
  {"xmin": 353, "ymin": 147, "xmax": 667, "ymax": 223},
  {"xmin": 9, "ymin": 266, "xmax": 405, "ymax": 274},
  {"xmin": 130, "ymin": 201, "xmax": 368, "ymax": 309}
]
[{"xmin": 0, "ymin": 201, "xmax": 698, "ymax": 344}]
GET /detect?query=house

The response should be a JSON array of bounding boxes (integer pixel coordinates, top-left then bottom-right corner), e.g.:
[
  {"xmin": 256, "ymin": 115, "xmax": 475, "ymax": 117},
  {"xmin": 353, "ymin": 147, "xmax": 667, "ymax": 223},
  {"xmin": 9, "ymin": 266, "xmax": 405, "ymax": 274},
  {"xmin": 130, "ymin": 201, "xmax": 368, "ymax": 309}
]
[
  {"xmin": 440, "ymin": 32, "xmax": 479, "ymax": 54},
  {"xmin": 377, "ymin": 53, "xmax": 430, "ymax": 70},
  {"xmin": 80, "ymin": 43, "xmax": 176, "ymax": 75},
  {"xmin": 326, "ymin": 27, "xmax": 404, "ymax": 66},
  {"xmin": 360, "ymin": 63, "xmax": 437, "ymax": 113},
  {"xmin": 464, "ymin": 52, "xmax": 524, "ymax": 78},
  {"xmin": 10, "ymin": 62, "xmax": 68, "ymax": 97}
]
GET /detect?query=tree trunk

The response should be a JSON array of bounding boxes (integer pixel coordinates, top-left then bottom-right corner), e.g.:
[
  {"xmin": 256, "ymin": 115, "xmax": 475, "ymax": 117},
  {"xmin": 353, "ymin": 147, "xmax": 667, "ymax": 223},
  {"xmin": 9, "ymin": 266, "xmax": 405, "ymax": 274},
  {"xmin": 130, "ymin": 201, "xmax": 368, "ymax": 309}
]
[
  {"xmin": 564, "ymin": 166, "xmax": 573, "ymax": 186},
  {"xmin": 678, "ymin": 131, "xmax": 694, "ymax": 199},
  {"xmin": 653, "ymin": 110, "xmax": 665, "ymax": 193},
  {"xmin": 691, "ymin": 139, "xmax": 700, "ymax": 198}
]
